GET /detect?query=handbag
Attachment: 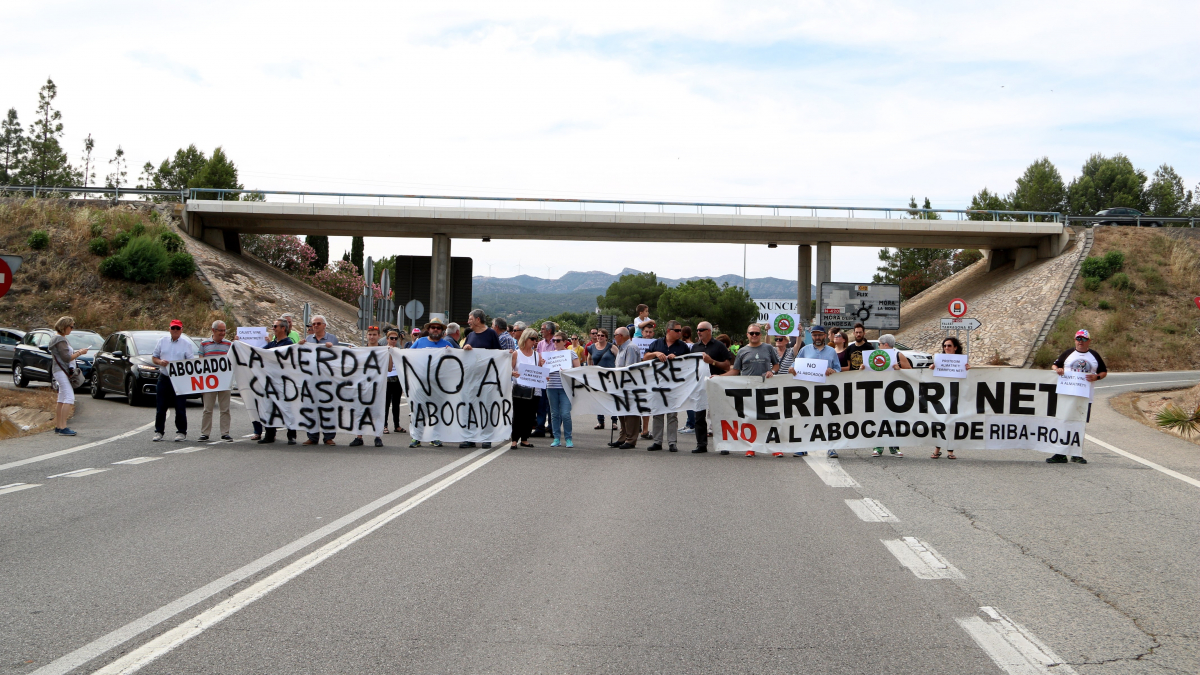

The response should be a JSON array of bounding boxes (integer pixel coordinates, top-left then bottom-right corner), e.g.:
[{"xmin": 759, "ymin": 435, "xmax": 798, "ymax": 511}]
[
  {"xmin": 512, "ymin": 384, "xmax": 535, "ymax": 399},
  {"xmin": 68, "ymin": 367, "xmax": 85, "ymax": 389}
]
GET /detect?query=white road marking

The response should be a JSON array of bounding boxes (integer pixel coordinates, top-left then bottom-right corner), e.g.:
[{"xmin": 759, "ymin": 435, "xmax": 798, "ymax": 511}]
[
  {"xmin": 802, "ymin": 455, "xmax": 859, "ymax": 487},
  {"xmin": 1086, "ymin": 435, "xmax": 1200, "ymax": 489},
  {"xmin": 111, "ymin": 457, "xmax": 161, "ymax": 465},
  {"xmin": 846, "ymin": 497, "xmax": 899, "ymax": 522},
  {"xmin": 230, "ymin": 398, "xmax": 244, "ymax": 405},
  {"xmin": 0, "ymin": 482, "xmax": 41, "ymax": 495},
  {"xmin": 31, "ymin": 446, "xmax": 494, "ymax": 675},
  {"xmin": 241, "ymin": 434, "xmax": 255, "ymax": 438},
  {"xmin": 0, "ymin": 422, "xmax": 155, "ymax": 473},
  {"xmin": 47, "ymin": 468, "xmax": 109, "ymax": 479},
  {"xmin": 164, "ymin": 446, "xmax": 203, "ymax": 454},
  {"xmin": 1095, "ymin": 379, "xmax": 1197, "ymax": 390},
  {"xmin": 882, "ymin": 537, "xmax": 964, "ymax": 579},
  {"xmin": 957, "ymin": 607, "xmax": 1078, "ymax": 674},
  {"xmin": 91, "ymin": 445, "xmax": 509, "ymax": 675}
]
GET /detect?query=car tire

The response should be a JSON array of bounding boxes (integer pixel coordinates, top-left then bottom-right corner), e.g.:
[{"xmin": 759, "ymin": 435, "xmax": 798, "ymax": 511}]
[
  {"xmin": 126, "ymin": 377, "xmax": 141, "ymax": 406},
  {"xmin": 13, "ymin": 362, "xmax": 28, "ymax": 388},
  {"xmin": 91, "ymin": 375, "xmax": 106, "ymax": 399}
]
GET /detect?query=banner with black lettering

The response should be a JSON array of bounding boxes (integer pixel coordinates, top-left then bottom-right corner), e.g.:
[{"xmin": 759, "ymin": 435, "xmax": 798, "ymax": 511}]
[
  {"xmin": 232, "ymin": 342, "xmax": 387, "ymax": 435},
  {"xmin": 166, "ymin": 355, "xmax": 233, "ymax": 394},
  {"xmin": 707, "ymin": 369, "xmax": 1088, "ymax": 456},
  {"xmin": 392, "ymin": 347, "xmax": 512, "ymax": 444},
  {"xmin": 560, "ymin": 354, "xmax": 710, "ymax": 416}
]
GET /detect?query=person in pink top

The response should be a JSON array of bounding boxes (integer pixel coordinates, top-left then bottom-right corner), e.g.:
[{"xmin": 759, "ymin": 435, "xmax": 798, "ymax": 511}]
[{"xmin": 532, "ymin": 321, "xmax": 558, "ymax": 436}]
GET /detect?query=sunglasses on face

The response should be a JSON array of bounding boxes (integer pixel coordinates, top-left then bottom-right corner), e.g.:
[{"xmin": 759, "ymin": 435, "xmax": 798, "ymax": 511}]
[
  {"xmin": 698, "ymin": 328, "xmax": 711, "ymax": 332},
  {"xmin": 747, "ymin": 332, "xmax": 760, "ymax": 336},
  {"xmin": 552, "ymin": 338, "xmax": 564, "ymax": 342},
  {"xmin": 170, "ymin": 327, "xmax": 181, "ymax": 331},
  {"xmin": 1075, "ymin": 337, "xmax": 1088, "ymax": 342}
]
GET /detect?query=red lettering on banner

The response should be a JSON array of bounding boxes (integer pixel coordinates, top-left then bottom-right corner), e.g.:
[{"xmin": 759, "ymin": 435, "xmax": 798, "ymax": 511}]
[
  {"xmin": 740, "ymin": 424, "xmax": 757, "ymax": 442},
  {"xmin": 191, "ymin": 376, "xmax": 204, "ymax": 391},
  {"xmin": 721, "ymin": 420, "xmax": 739, "ymax": 440},
  {"xmin": 206, "ymin": 375, "xmax": 218, "ymax": 389}
]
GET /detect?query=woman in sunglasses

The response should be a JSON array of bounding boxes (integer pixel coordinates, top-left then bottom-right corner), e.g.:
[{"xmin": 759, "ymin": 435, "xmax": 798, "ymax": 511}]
[
  {"xmin": 540, "ymin": 331, "xmax": 581, "ymax": 448},
  {"xmin": 930, "ymin": 336, "xmax": 969, "ymax": 460},
  {"xmin": 384, "ymin": 328, "xmax": 406, "ymax": 435}
]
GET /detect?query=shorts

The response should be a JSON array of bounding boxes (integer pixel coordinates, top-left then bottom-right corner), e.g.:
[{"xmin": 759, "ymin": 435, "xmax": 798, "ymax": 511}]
[{"xmin": 54, "ymin": 370, "xmax": 75, "ymax": 405}]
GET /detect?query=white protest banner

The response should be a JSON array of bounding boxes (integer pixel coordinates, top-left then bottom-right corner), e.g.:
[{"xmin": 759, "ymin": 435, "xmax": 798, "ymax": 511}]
[
  {"xmin": 708, "ymin": 368, "xmax": 1088, "ymax": 456},
  {"xmin": 791, "ymin": 358, "xmax": 827, "ymax": 384},
  {"xmin": 560, "ymin": 353, "xmax": 710, "ymax": 416},
  {"xmin": 1055, "ymin": 371, "xmax": 1092, "ymax": 399},
  {"xmin": 236, "ymin": 327, "xmax": 268, "ymax": 348},
  {"xmin": 932, "ymin": 353, "xmax": 969, "ymax": 379},
  {"xmin": 166, "ymin": 356, "xmax": 234, "ymax": 395},
  {"xmin": 232, "ymin": 342, "xmax": 387, "ymax": 435},
  {"xmin": 542, "ymin": 350, "xmax": 576, "ymax": 373},
  {"xmin": 517, "ymin": 363, "xmax": 548, "ymax": 389},
  {"xmin": 864, "ymin": 348, "xmax": 898, "ymax": 372},
  {"xmin": 393, "ymin": 347, "xmax": 512, "ymax": 444},
  {"xmin": 767, "ymin": 313, "xmax": 801, "ymax": 337},
  {"xmin": 632, "ymin": 338, "xmax": 656, "ymax": 358}
]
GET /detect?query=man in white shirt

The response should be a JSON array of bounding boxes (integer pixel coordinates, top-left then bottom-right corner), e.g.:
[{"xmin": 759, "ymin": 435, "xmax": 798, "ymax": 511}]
[{"xmin": 151, "ymin": 319, "xmax": 197, "ymax": 442}]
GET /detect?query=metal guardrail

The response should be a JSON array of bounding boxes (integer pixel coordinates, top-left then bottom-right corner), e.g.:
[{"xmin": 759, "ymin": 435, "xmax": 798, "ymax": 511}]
[
  {"xmin": 1064, "ymin": 215, "xmax": 1195, "ymax": 228},
  {"xmin": 0, "ymin": 185, "xmax": 188, "ymax": 199}
]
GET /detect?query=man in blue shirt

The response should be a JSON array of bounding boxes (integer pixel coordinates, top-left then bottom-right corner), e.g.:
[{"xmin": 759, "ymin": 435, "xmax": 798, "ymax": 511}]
[
  {"xmin": 407, "ymin": 318, "xmax": 455, "ymax": 448},
  {"xmin": 461, "ymin": 309, "xmax": 500, "ymax": 448},
  {"xmin": 788, "ymin": 325, "xmax": 842, "ymax": 458}
]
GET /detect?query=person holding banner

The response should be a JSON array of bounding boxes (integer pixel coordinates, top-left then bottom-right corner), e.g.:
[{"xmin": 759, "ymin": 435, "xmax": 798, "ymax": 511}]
[
  {"xmin": 197, "ymin": 321, "xmax": 234, "ymax": 443},
  {"xmin": 786, "ymin": 325, "xmax": 842, "ymax": 458},
  {"xmin": 643, "ymin": 320, "xmax": 692, "ymax": 452},
  {"xmin": 1048, "ymin": 329, "xmax": 1107, "ymax": 464},
  {"xmin": 350, "ymin": 327, "xmax": 386, "ymax": 448},
  {"xmin": 725, "ymin": 324, "xmax": 778, "ymax": 458},
  {"xmin": 586, "ymin": 328, "xmax": 618, "ymax": 430},
  {"xmin": 255, "ymin": 319, "xmax": 296, "ymax": 444},
  {"xmin": 637, "ymin": 321, "xmax": 657, "ymax": 439},
  {"xmin": 532, "ymin": 321, "xmax": 558, "ymax": 438},
  {"xmin": 384, "ymin": 329, "xmax": 406, "ymax": 434},
  {"xmin": 461, "ymin": 309, "xmax": 502, "ymax": 449},
  {"xmin": 406, "ymin": 318, "xmax": 456, "ymax": 448},
  {"xmin": 609, "ymin": 327, "xmax": 643, "ymax": 449},
  {"xmin": 931, "ymin": 336, "xmax": 970, "ymax": 460},
  {"xmin": 151, "ymin": 320, "xmax": 196, "ymax": 442},
  {"xmin": 691, "ymin": 321, "xmax": 732, "ymax": 454},
  {"xmin": 280, "ymin": 313, "xmax": 302, "ymax": 345},
  {"xmin": 510, "ymin": 328, "xmax": 542, "ymax": 449},
  {"xmin": 541, "ymin": 331, "xmax": 581, "ymax": 448},
  {"xmin": 869, "ymin": 334, "xmax": 911, "ymax": 458},
  {"xmin": 300, "ymin": 315, "xmax": 339, "ymax": 348}
]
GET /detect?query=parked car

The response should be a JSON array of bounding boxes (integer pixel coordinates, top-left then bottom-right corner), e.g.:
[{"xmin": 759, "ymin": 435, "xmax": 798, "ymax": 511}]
[
  {"xmin": 1094, "ymin": 207, "xmax": 1161, "ymax": 227},
  {"xmin": 0, "ymin": 328, "xmax": 26, "ymax": 369},
  {"xmin": 13, "ymin": 329, "xmax": 104, "ymax": 389},
  {"xmin": 91, "ymin": 330, "xmax": 199, "ymax": 405},
  {"xmin": 866, "ymin": 339, "xmax": 934, "ymax": 369}
]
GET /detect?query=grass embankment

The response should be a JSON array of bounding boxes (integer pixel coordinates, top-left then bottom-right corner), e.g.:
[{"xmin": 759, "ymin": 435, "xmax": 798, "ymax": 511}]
[
  {"xmin": 0, "ymin": 199, "xmax": 234, "ymax": 333},
  {"xmin": 1033, "ymin": 227, "xmax": 1200, "ymax": 371}
]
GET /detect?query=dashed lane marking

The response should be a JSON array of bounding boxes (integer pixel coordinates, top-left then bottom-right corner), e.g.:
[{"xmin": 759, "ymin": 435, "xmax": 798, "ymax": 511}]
[
  {"xmin": 163, "ymin": 447, "xmax": 204, "ymax": 454},
  {"xmin": 0, "ymin": 482, "xmax": 42, "ymax": 495},
  {"xmin": 802, "ymin": 455, "xmax": 859, "ymax": 487},
  {"xmin": 882, "ymin": 536, "xmax": 964, "ymax": 579},
  {"xmin": 846, "ymin": 497, "xmax": 899, "ymax": 522},
  {"xmin": 1086, "ymin": 435, "xmax": 1200, "ymax": 489},
  {"xmin": 46, "ymin": 468, "xmax": 109, "ymax": 479},
  {"xmin": 111, "ymin": 457, "xmax": 162, "ymax": 465},
  {"xmin": 0, "ymin": 422, "xmax": 155, "ymax": 473},
  {"xmin": 957, "ymin": 607, "xmax": 1078, "ymax": 674}
]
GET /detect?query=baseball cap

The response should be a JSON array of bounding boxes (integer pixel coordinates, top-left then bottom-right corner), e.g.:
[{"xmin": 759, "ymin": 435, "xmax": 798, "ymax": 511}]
[
  {"xmin": 1075, "ymin": 329, "xmax": 1090, "ymax": 340},
  {"xmin": 810, "ymin": 325, "xmax": 827, "ymax": 333},
  {"xmin": 411, "ymin": 328, "xmax": 420, "ymax": 335},
  {"xmin": 169, "ymin": 320, "xmax": 183, "ymax": 329}
]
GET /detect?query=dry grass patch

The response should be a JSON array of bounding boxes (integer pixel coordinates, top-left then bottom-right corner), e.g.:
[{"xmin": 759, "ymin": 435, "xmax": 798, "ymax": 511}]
[{"xmin": 1109, "ymin": 383, "xmax": 1200, "ymax": 447}]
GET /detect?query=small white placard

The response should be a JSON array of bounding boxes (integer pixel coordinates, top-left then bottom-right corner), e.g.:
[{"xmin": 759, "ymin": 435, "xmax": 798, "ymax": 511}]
[
  {"xmin": 791, "ymin": 358, "xmax": 827, "ymax": 383},
  {"xmin": 237, "ymin": 327, "xmax": 268, "ymax": 348},
  {"xmin": 1056, "ymin": 371, "xmax": 1092, "ymax": 399},
  {"xmin": 542, "ymin": 350, "xmax": 576, "ymax": 373},
  {"xmin": 633, "ymin": 338, "xmax": 656, "ymax": 358},
  {"xmin": 517, "ymin": 363, "xmax": 548, "ymax": 389},
  {"xmin": 932, "ymin": 353, "xmax": 968, "ymax": 378}
]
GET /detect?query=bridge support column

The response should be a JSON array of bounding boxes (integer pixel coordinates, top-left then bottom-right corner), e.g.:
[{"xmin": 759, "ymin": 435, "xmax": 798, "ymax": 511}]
[
  {"xmin": 797, "ymin": 245, "xmax": 812, "ymax": 325},
  {"xmin": 815, "ymin": 242, "xmax": 831, "ymax": 320},
  {"xmin": 429, "ymin": 234, "xmax": 451, "ymax": 323}
]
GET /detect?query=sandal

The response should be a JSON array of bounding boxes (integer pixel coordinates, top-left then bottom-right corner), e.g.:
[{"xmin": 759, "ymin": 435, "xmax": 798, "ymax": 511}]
[
  {"xmin": 382, "ymin": 427, "xmax": 390, "ymax": 434},
  {"xmin": 396, "ymin": 427, "xmax": 407, "ymax": 433},
  {"xmin": 593, "ymin": 423, "xmax": 605, "ymax": 430},
  {"xmin": 947, "ymin": 451, "xmax": 957, "ymax": 460},
  {"xmin": 519, "ymin": 442, "xmax": 535, "ymax": 448},
  {"xmin": 931, "ymin": 449, "xmax": 942, "ymax": 459},
  {"xmin": 510, "ymin": 442, "xmax": 518, "ymax": 449}
]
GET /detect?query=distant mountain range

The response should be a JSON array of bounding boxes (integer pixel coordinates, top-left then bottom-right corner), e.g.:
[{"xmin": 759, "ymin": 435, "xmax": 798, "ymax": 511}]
[{"xmin": 473, "ymin": 268, "xmax": 805, "ymax": 298}]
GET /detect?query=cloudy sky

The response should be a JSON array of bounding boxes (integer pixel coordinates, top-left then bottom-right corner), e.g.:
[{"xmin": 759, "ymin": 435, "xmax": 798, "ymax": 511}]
[{"xmin": 3, "ymin": 1, "xmax": 1196, "ymax": 285}]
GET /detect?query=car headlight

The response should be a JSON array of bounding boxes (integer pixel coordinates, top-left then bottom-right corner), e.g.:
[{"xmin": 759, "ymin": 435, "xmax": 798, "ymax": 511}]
[{"xmin": 135, "ymin": 364, "xmax": 159, "ymax": 374}]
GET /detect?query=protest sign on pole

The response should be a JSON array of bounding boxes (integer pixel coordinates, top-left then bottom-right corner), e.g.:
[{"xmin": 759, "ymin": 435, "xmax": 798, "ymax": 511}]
[
  {"xmin": 790, "ymin": 358, "xmax": 827, "ymax": 383},
  {"xmin": 932, "ymin": 353, "xmax": 969, "ymax": 378},
  {"xmin": 232, "ymin": 342, "xmax": 387, "ymax": 435},
  {"xmin": 767, "ymin": 313, "xmax": 800, "ymax": 337},
  {"xmin": 516, "ymin": 363, "xmax": 548, "ymax": 389},
  {"xmin": 559, "ymin": 354, "xmax": 710, "ymax": 416},
  {"xmin": 542, "ymin": 350, "xmax": 575, "ymax": 373},
  {"xmin": 236, "ymin": 327, "xmax": 268, "ymax": 348},
  {"xmin": 392, "ymin": 347, "xmax": 512, "ymax": 444},
  {"xmin": 865, "ymin": 349, "xmax": 898, "ymax": 371},
  {"xmin": 166, "ymin": 356, "xmax": 234, "ymax": 395},
  {"xmin": 1055, "ymin": 371, "xmax": 1092, "ymax": 399},
  {"xmin": 707, "ymin": 369, "xmax": 1088, "ymax": 456}
]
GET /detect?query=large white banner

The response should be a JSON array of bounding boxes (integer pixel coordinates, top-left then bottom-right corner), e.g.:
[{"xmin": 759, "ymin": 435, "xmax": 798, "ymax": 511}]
[
  {"xmin": 166, "ymin": 355, "xmax": 233, "ymax": 394},
  {"xmin": 708, "ymin": 368, "xmax": 1089, "ymax": 456},
  {"xmin": 232, "ymin": 342, "xmax": 387, "ymax": 434},
  {"xmin": 560, "ymin": 354, "xmax": 710, "ymax": 416},
  {"xmin": 392, "ymin": 347, "xmax": 513, "ymax": 443}
]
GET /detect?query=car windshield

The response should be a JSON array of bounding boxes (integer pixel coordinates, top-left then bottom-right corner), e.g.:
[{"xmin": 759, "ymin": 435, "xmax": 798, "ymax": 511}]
[{"xmin": 67, "ymin": 332, "xmax": 105, "ymax": 350}]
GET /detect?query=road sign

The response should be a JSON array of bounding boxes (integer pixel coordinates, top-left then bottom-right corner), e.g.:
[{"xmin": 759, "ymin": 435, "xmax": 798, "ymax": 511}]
[
  {"xmin": 405, "ymin": 299, "xmax": 424, "ymax": 320},
  {"xmin": 940, "ymin": 317, "xmax": 981, "ymax": 330},
  {"xmin": 1194, "ymin": 297, "xmax": 1200, "ymax": 311},
  {"xmin": 0, "ymin": 257, "xmax": 14, "ymax": 299},
  {"xmin": 948, "ymin": 298, "xmax": 967, "ymax": 318},
  {"xmin": 819, "ymin": 283, "xmax": 900, "ymax": 330},
  {"xmin": 302, "ymin": 302, "xmax": 311, "ymax": 331}
]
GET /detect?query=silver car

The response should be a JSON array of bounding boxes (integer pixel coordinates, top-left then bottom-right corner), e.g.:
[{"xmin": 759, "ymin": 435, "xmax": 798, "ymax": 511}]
[{"xmin": 0, "ymin": 328, "xmax": 25, "ymax": 369}]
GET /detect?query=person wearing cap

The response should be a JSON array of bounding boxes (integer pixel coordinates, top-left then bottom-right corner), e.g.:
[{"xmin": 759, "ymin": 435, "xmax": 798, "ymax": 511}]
[
  {"xmin": 787, "ymin": 325, "xmax": 842, "ymax": 458},
  {"xmin": 151, "ymin": 319, "xmax": 198, "ymax": 442},
  {"xmin": 1048, "ymin": 329, "xmax": 1107, "ymax": 464},
  {"xmin": 405, "ymin": 318, "xmax": 457, "ymax": 448}
]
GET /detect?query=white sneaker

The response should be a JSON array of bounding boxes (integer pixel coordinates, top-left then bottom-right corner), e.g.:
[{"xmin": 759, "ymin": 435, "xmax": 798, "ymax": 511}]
[
  {"xmin": 174, "ymin": 432, "xmax": 186, "ymax": 442},
  {"xmin": 152, "ymin": 432, "xmax": 164, "ymax": 442}
]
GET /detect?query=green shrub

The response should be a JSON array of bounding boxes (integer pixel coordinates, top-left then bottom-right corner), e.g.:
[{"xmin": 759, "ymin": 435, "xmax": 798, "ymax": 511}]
[
  {"xmin": 89, "ymin": 221, "xmax": 104, "ymax": 238},
  {"xmin": 1081, "ymin": 250, "xmax": 1126, "ymax": 281},
  {"xmin": 26, "ymin": 230, "xmax": 50, "ymax": 250},
  {"xmin": 131, "ymin": 222, "xmax": 145, "ymax": 236},
  {"xmin": 1097, "ymin": 300, "xmax": 1112, "ymax": 310},
  {"xmin": 167, "ymin": 251, "xmax": 197, "ymax": 278},
  {"xmin": 113, "ymin": 230, "xmax": 132, "ymax": 250},
  {"xmin": 1083, "ymin": 276, "xmax": 1101, "ymax": 291},
  {"xmin": 159, "ymin": 230, "xmax": 184, "ymax": 253},
  {"xmin": 88, "ymin": 237, "xmax": 109, "ymax": 256},
  {"xmin": 119, "ymin": 235, "xmax": 169, "ymax": 283},
  {"xmin": 98, "ymin": 255, "xmax": 126, "ymax": 279},
  {"xmin": 1109, "ymin": 272, "xmax": 1134, "ymax": 291},
  {"xmin": 1102, "ymin": 250, "xmax": 1125, "ymax": 273}
]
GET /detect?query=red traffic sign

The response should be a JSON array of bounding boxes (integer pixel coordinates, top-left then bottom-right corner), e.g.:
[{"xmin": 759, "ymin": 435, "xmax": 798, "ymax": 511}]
[
  {"xmin": 1194, "ymin": 297, "xmax": 1200, "ymax": 311},
  {"xmin": 0, "ymin": 257, "xmax": 12, "ymax": 299},
  {"xmin": 948, "ymin": 298, "xmax": 967, "ymax": 318}
]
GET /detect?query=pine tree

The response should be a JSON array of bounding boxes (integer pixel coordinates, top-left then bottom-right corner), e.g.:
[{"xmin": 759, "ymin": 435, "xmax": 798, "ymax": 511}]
[
  {"xmin": 80, "ymin": 134, "xmax": 96, "ymax": 186},
  {"xmin": 351, "ymin": 236, "xmax": 364, "ymax": 274},
  {"xmin": 104, "ymin": 145, "xmax": 127, "ymax": 190},
  {"xmin": 187, "ymin": 146, "xmax": 243, "ymax": 198},
  {"xmin": 1, "ymin": 108, "xmax": 26, "ymax": 183},
  {"xmin": 18, "ymin": 78, "xmax": 77, "ymax": 186},
  {"xmin": 305, "ymin": 235, "xmax": 329, "ymax": 270}
]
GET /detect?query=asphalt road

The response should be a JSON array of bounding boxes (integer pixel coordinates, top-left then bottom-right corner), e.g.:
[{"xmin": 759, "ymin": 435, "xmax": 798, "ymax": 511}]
[{"xmin": 1, "ymin": 370, "xmax": 1196, "ymax": 674}]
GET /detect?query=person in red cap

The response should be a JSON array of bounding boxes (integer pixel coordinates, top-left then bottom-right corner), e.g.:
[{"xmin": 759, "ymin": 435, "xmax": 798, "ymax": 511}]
[
  {"xmin": 1048, "ymin": 329, "xmax": 1107, "ymax": 464},
  {"xmin": 151, "ymin": 319, "xmax": 197, "ymax": 442}
]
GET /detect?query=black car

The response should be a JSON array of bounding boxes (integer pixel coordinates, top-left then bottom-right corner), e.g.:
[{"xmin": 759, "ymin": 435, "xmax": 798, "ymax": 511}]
[
  {"xmin": 1095, "ymin": 207, "xmax": 1161, "ymax": 227},
  {"xmin": 91, "ymin": 330, "xmax": 199, "ymax": 405},
  {"xmin": 13, "ymin": 329, "xmax": 104, "ymax": 389}
]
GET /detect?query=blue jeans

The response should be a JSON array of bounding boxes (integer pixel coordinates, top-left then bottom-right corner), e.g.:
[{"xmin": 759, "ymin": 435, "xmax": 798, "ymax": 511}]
[
  {"xmin": 535, "ymin": 392, "xmax": 550, "ymax": 431},
  {"xmin": 547, "ymin": 388, "xmax": 572, "ymax": 441},
  {"xmin": 686, "ymin": 409, "xmax": 696, "ymax": 429}
]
